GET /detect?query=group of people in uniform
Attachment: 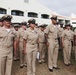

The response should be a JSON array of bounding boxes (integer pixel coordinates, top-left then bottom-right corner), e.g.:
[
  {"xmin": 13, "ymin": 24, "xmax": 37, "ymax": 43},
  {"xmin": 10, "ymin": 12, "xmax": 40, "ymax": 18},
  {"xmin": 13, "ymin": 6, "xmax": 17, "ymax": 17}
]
[{"xmin": 0, "ymin": 14, "xmax": 76, "ymax": 75}]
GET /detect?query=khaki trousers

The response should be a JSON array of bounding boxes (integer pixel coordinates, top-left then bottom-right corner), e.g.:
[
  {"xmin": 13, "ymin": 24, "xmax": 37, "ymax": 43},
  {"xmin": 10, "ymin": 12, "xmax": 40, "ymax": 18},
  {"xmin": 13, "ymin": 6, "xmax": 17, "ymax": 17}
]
[
  {"xmin": 38, "ymin": 43, "xmax": 46, "ymax": 61},
  {"xmin": 48, "ymin": 39, "xmax": 59, "ymax": 69},
  {"xmin": 0, "ymin": 46, "xmax": 13, "ymax": 75},
  {"xmin": 26, "ymin": 50, "xmax": 37, "ymax": 75},
  {"xmin": 19, "ymin": 42, "xmax": 26, "ymax": 66},
  {"xmin": 63, "ymin": 40, "xmax": 71, "ymax": 64}
]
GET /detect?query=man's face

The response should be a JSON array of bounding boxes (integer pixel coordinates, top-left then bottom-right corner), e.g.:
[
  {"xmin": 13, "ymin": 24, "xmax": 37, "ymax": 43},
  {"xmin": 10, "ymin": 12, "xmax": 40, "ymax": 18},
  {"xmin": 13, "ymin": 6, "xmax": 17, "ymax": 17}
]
[
  {"xmin": 41, "ymin": 27, "xmax": 45, "ymax": 31},
  {"xmin": 3, "ymin": 20, "xmax": 11, "ymax": 27},
  {"xmin": 30, "ymin": 23, "xmax": 35, "ymax": 28},
  {"xmin": 52, "ymin": 19, "xmax": 57, "ymax": 25},
  {"xmin": 22, "ymin": 25, "xmax": 27, "ymax": 30},
  {"xmin": 66, "ymin": 26, "xmax": 71, "ymax": 30},
  {"xmin": 14, "ymin": 27, "xmax": 19, "ymax": 31}
]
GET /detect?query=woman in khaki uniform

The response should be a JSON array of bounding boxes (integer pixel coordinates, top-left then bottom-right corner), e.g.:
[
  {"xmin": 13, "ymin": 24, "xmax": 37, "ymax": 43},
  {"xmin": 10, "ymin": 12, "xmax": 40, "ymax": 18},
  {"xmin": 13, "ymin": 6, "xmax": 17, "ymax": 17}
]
[
  {"xmin": 13, "ymin": 24, "xmax": 20, "ymax": 61},
  {"xmin": 23, "ymin": 19, "xmax": 38, "ymax": 75},
  {"xmin": 61, "ymin": 25, "xmax": 74, "ymax": 66}
]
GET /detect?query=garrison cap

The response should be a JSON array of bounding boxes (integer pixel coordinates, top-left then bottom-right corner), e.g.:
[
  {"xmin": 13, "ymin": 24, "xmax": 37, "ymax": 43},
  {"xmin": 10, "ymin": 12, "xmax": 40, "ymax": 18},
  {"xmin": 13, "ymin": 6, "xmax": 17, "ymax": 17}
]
[
  {"xmin": 2, "ymin": 15, "xmax": 12, "ymax": 21},
  {"xmin": 43, "ymin": 24, "xmax": 48, "ymax": 27},
  {"xmin": 39, "ymin": 25, "xmax": 45, "ymax": 28},
  {"xmin": 21, "ymin": 21, "xmax": 27, "ymax": 26},
  {"xmin": 13, "ymin": 24, "xmax": 20, "ymax": 27},
  {"xmin": 65, "ymin": 24, "xmax": 71, "ymax": 28},
  {"xmin": 50, "ymin": 15, "xmax": 57, "ymax": 20},
  {"xmin": 28, "ymin": 19, "xmax": 36, "ymax": 24}
]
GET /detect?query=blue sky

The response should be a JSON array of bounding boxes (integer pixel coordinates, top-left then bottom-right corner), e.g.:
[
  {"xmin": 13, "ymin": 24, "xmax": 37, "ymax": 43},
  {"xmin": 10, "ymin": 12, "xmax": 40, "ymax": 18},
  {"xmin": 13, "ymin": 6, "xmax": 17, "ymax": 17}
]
[{"xmin": 37, "ymin": 0, "xmax": 76, "ymax": 16}]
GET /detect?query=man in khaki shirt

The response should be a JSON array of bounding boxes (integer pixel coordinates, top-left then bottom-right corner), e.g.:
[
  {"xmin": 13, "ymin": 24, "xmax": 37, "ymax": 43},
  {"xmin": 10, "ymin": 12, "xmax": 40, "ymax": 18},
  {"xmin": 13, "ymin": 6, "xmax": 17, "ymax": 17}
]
[
  {"xmin": 38, "ymin": 25, "xmax": 46, "ymax": 63},
  {"xmin": 45, "ymin": 16, "xmax": 60, "ymax": 72},
  {"xmin": 13, "ymin": 24, "xmax": 20, "ymax": 61},
  {"xmin": 61, "ymin": 25, "xmax": 74, "ymax": 66},
  {"xmin": 0, "ymin": 15, "xmax": 18, "ymax": 75},
  {"xmin": 18, "ymin": 22, "xmax": 27, "ymax": 68},
  {"xmin": 58, "ymin": 24, "xmax": 64, "ymax": 50}
]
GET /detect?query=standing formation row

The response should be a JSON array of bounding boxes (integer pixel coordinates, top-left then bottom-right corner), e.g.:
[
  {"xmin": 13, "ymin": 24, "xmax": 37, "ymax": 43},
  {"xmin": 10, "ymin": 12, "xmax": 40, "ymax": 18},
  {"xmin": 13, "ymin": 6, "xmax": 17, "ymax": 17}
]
[{"xmin": 0, "ymin": 15, "xmax": 76, "ymax": 75}]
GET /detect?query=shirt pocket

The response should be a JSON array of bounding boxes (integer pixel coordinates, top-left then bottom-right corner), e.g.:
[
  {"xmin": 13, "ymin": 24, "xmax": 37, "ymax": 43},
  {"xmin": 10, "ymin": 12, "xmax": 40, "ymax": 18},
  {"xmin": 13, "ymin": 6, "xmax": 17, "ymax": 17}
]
[
  {"xmin": 0, "ymin": 31, "xmax": 7, "ymax": 38},
  {"xmin": 49, "ymin": 27, "xmax": 55, "ymax": 33},
  {"xmin": 10, "ymin": 32, "xmax": 16, "ymax": 38}
]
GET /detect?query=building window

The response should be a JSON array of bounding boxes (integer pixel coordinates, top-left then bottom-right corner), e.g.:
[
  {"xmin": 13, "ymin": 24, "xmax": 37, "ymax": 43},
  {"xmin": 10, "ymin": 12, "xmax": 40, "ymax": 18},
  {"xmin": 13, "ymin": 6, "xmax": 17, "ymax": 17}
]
[
  {"xmin": 0, "ymin": 8, "xmax": 6, "ymax": 14},
  {"xmin": 28, "ymin": 12, "xmax": 38, "ymax": 18},
  {"xmin": 24, "ymin": 0, "xmax": 29, "ymax": 3},
  {"xmin": 41, "ymin": 14, "xmax": 49, "ymax": 19},
  {"xmin": 11, "ymin": 10, "xmax": 24, "ymax": 16},
  {"xmin": 72, "ymin": 22, "xmax": 76, "ymax": 24}
]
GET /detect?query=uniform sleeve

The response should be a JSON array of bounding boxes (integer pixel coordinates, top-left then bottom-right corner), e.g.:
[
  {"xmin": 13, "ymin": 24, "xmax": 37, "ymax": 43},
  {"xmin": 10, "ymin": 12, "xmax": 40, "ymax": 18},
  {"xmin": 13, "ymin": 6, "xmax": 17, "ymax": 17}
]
[
  {"xmin": 61, "ymin": 31, "xmax": 65, "ymax": 38},
  {"xmin": 72, "ymin": 31, "xmax": 74, "ymax": 36},
  {"xmin": 16, "ymin": 31, "xmax": 20, "ymax": 38},
  {"xmin": 44, "ymin": 25, "xmax": 50, "ymax": 34},
  {"xmin": 23, "ymin": 31, "xmax": 28, "ymax": 40},
  {"xmin": 14, "ymin": 31, "xmax": 19, "ymax": 41},
  {"xmin": 37, "ymin": 31, "xmax": 40, "ymax": 37}
]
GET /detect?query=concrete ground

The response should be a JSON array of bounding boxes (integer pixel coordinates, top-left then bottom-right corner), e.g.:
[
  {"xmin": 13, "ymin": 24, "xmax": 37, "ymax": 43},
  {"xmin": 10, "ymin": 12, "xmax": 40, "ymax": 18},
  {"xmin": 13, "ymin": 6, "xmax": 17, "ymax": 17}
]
[{"xmin": 12, "ymin": 51, "xmax": 76, "ymax": 75}]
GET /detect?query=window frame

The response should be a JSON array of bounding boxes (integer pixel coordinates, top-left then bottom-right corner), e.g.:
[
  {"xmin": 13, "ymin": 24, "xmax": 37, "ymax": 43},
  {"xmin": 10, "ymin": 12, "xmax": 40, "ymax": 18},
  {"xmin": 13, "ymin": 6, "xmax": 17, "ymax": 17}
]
[
  {"xmin": 0, "ymin": 8, "xmax": 7, "ymax": 14},
  {"xmin": 41, "ymin": 14, "xmax": 49, "ymax": 19},
  {"xmin": 11, "ymin": 10, "xmax": 24, "ymax": 16},
  {"xmin": 28, "ymin": 12, "xmax": 38, "ymax": 18}
]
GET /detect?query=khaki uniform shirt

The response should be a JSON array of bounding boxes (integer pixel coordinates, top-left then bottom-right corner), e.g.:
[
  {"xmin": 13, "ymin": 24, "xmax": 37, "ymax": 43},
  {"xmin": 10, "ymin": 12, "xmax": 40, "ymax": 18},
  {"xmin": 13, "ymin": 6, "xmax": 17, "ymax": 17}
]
[
  {"xmin": 15, "ymin": 30, "xmax": 19, "ymax": 39},
  {"xmin": 23, "ymin": 28, "xmax": 39, "ymax": 53},
  {"xmin": 38, "ymin": 30, "xmax": 46, "ymax": 43},
  {"xmin": 61, "ymin": 29, "xmax": 74, "ymax": 41},
  {"xmin": 45, "ymin": 24, "xmax": 59, "ymax": 42},
  {"xmin": 18, "ymin": 28, "xmax": 26, "ymax": 50},
  {"xmin": 0, "ymin": 26, "xmax": 17, "ymax": 48},
  {"xmin": 18, "ymin": 28, "xmax": 26, "ymax": 42},
  {"xmin": 35, "ymin": 28, "xmax": 39, "ymax": 32},
  {"xmin": 58, "ymin": 27, "xmax": 64, "ymax": 37}
]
